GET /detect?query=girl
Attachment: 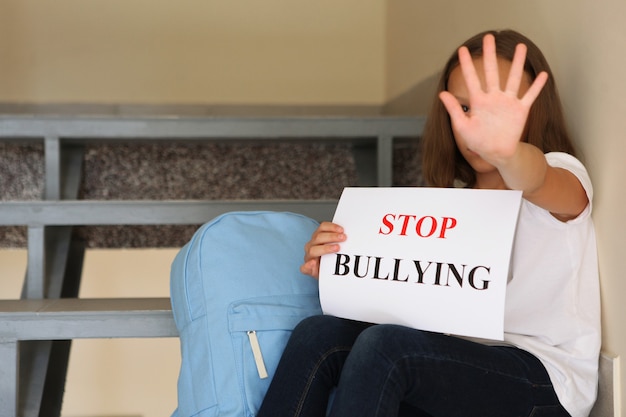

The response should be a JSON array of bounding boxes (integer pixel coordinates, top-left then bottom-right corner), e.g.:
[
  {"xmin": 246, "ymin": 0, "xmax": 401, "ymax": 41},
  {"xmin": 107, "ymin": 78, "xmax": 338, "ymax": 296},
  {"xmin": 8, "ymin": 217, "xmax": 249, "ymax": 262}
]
[{"xmin": 257, "ymin": 29, "xmax": 600, "ymax": 417}]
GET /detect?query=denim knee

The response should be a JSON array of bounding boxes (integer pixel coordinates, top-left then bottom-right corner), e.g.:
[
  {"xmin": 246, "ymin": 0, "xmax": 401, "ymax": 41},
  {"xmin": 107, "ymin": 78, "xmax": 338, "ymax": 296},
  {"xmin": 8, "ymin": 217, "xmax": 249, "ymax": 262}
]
[
  {"xmin": 289, "ymin": 315, "xmax": 371, "ymax": 353},
  {"xmin": 355, "ymin": 324, "xmax": 401, "ymax": 345},
  {"xmin": 291, "ymin": 315, "xmax": 344, "ymax": 344},
  {"xmin": 353, "ymin": 324, "xmax": 418, "ymax": 350}
]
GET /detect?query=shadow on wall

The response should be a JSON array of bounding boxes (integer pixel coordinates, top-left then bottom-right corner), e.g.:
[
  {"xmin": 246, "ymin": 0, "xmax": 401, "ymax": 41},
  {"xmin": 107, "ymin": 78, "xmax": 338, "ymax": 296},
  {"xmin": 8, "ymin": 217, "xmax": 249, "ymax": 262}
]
[{"xmin": 383, "ymin": 73, "xmax": 440, "ymax": 116}]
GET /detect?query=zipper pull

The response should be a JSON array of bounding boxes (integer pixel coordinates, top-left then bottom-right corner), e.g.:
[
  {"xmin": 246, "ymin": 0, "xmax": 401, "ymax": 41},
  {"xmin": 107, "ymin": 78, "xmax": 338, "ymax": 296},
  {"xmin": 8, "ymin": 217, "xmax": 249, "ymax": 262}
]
[{"xmin": 247, "ymin": 330, "xmax": 269, "ymax": 379}]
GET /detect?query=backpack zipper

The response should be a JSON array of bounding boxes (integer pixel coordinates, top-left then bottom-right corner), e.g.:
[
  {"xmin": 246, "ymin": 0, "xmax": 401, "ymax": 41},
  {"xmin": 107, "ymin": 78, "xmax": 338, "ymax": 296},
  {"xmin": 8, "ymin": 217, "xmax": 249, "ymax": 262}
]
[{"xmin": 247, "ymin": 330, "xmax": 269, "ymax": 379}]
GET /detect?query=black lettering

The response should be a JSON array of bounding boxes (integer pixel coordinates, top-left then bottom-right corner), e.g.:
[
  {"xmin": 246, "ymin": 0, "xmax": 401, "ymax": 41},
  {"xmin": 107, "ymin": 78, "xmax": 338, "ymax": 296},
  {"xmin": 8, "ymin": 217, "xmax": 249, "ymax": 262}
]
[
  {"xmin": 445, "ymin": 263, "xmax": 465, "ymax": 287},
  {"xmin": 372, "ymin": 256, "xmax": 389, "ymax": 280},
  {"xmin": 468, "ymin": 265, "xmax": 490, "ymax": 290},
  {"xmin": 391, "ymin": 258, "xmax": 408, "ymax": 282},
  {"xmin": 433, "ymin": 262, "xmax": 444, "ymax": 286},
  {"xmin": 353, "ymin": 255, "xmax": 371, "ymax": 278},
  {"xmin": 333, "ymin": 254, "xmax": 350, "ymax": 276},
  {"xmin": 413, "ymin": 260, "xmax": 433, "ymax": 284}
]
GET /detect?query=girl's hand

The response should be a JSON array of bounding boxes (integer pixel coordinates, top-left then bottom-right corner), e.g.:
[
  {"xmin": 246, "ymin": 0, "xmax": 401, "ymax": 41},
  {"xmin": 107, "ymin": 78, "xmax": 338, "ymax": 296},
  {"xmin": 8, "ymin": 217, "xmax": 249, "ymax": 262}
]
[
  {"xmin": 300, "ymin": 222, "xmax": 346, "ymax": 279},
  {"xmin": 439, "ymin": 33, "xmax": 548, "ymax": 166},
  {"xmin": 439, "ymin": 33, "xmax": 588, "ymax": 220}
]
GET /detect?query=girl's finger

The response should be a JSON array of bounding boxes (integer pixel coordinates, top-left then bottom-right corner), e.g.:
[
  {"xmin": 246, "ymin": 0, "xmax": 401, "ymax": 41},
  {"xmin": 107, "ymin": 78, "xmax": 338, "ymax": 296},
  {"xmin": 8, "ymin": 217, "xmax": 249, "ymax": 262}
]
[
  {"xmin": 300, "ymin": 259, "xmax": 320, "ymax": 279},
  {"xmin": 315, "ymin": 221, "xmax": 343, "ymax": 234},
  {"xmin": 457, "ymin": 46, "xmax": 483, "ymax": 96},
  {"xmin": 305, "ymin": 242, "xmax": 341, "ymax": 261},
  {"xmin": 439, "ymin": 91, "xmax": 467, "ymax": 123},
  {"xmin": 505, "ymin": 43, "xmax": 528, "ymax": 96},
  {"xmin": 309, "ymin": 230, "xmax": 346, "ymax": 247},
  {"xmin": 481, "ymin": 34, "xmax": 501, "ymax": 92},
  {"xmin": 521, "ymin": 71, "xmax": 549, "ymax": 107}
]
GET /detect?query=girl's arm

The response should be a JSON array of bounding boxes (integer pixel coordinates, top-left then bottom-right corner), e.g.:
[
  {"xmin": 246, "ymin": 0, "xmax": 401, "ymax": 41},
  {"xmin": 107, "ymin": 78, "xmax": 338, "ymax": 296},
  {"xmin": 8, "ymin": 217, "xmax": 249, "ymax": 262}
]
[{"xmin": 495, "ymin": 142, "xmax": 588, "ymax": 221}]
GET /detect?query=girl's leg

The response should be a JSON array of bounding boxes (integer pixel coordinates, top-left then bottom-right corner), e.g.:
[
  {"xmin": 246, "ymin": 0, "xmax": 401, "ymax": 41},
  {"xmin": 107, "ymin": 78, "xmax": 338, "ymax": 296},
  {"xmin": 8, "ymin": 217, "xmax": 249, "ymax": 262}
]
[
  {"xmin": 257, "ymin": 315, "xmax": 372, "ymax": 417},
  {"xmin": 329, "ymin": 324, "xmax": 570, "ymax": 417}
]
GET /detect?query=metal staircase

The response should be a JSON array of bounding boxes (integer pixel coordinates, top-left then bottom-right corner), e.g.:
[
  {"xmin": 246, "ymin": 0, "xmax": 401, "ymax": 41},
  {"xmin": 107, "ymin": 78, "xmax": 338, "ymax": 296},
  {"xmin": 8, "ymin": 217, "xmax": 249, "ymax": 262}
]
[{"xmin": 0, "ymin": 115, "xmax": 425, "ymax": 416}]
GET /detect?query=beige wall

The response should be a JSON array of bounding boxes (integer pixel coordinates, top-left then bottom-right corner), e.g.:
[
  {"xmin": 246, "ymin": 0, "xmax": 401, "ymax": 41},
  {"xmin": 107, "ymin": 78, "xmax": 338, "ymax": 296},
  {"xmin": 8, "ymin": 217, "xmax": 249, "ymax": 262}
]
[
  {"xmin": 387, "ymin": 0, "xmax": 626, "ymax": 414},
  {"xmin": 385, "ymin": 1, "xmax": 567, "ymax": 113},
  {"xmin": 0, "ymin": 0, "xmax": 385, "ymax": 105},
  {"xmin": 1, "ymin": 1, "xmax": 625, "ymax": 416},
  {"xmin": 67, "ymin": 249, "xmax": 181, "ymax": 417},
  {"xmin": 0, "ymin": 249, "xmax": 181, "ymax": 416},
  {"xmin": 0, "ymin": 2, "xmax": 387, "ymax": 416}
]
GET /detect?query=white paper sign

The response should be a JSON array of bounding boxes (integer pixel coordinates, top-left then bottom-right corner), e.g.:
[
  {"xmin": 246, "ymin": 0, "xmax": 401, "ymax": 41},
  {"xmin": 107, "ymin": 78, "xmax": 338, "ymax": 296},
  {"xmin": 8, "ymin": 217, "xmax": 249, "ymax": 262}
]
[{"xmin": 319, "ymin": 187, "xmax": 522, "ymax": 340}]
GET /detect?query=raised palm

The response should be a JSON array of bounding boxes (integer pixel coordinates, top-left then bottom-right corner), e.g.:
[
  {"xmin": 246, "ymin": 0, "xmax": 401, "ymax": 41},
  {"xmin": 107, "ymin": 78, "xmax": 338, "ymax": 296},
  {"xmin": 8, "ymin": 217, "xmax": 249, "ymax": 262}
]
[{"xmin": 439, "ymin": 34, "xmax": 549, "ymax": 167}]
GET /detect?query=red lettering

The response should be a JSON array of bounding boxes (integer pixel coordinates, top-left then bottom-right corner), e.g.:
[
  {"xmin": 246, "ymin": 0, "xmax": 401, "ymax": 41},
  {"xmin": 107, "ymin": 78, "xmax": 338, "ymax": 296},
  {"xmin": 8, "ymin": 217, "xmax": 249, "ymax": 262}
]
[
  {"xmin": 398, "ymin": 214, "xmax": 416, "ymax": 236},
  {"xmin": 378, "ymin": 213, "xmax": 458, "ymax": 239},
  {"xmin": 439, "ymin": 217, "xmax": 457, "ymax": 239},
  {"xmin": 415, "ymin": 216, "xmax": 437, "ymax": 237},
  {"xmin": 378, "ymin": 213, "xmax": 395, "ymax": 235}
]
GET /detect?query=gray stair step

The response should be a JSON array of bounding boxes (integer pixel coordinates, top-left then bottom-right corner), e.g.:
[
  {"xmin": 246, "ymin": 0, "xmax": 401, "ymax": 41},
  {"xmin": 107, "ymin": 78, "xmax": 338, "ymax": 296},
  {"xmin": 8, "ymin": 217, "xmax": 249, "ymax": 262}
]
[
  {"xmin": 0, "ymin": 298, "xmax": 177, "ymax": 340},
  {"xmin": 0, "ymin": 199, "xmax": 337, "ymax": 226}
]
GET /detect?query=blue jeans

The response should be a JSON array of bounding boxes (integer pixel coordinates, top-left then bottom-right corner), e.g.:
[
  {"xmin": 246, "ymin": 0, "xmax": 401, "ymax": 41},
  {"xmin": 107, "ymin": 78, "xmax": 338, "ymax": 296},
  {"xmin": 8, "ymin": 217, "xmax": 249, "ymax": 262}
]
[{"xmin": 257, "ymin": 315, "xmax": 570, "ymax": 417}]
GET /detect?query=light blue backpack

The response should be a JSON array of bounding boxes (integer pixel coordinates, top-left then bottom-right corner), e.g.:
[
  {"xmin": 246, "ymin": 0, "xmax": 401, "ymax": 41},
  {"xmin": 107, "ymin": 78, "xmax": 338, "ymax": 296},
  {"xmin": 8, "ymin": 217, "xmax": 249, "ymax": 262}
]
[{"xmin": 170, "ymin": 211, "xmax": 323, "ymax": 417}]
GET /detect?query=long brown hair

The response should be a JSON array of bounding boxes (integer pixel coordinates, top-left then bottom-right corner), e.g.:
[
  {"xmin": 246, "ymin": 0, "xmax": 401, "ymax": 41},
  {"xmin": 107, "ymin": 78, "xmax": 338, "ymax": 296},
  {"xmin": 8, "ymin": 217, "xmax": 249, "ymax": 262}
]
[{"xmin": 421, "ymin": 29, "xmax": 576, "ymax": 187}]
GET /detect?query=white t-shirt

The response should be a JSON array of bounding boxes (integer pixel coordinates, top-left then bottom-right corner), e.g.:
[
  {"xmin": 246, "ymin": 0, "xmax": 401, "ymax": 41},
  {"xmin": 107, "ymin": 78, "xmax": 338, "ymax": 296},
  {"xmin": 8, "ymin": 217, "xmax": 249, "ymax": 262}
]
[{"xmin": 503, "ymin": 152, "xmax": 600, "ymax": 417}]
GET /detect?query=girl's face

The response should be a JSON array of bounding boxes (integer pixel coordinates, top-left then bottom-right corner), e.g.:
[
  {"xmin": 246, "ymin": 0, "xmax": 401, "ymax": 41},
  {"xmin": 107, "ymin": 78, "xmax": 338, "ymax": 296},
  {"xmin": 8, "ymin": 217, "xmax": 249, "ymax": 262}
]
[{"xmin": 446, "ymin": 56, "xmax": 532, "ymax": 183}]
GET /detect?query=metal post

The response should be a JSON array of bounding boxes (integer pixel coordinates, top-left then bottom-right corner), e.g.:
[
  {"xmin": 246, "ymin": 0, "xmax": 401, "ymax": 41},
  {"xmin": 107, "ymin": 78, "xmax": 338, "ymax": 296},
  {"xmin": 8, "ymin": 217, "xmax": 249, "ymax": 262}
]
[
  {"xmin": 377, "ymin": 135, "xmax": 393, "ymax": 187},
  {"xmin": 24, "ymin": 226, "xmax": 46, "ymax": 300},
  {"xmin": 0, "ymin": 341, "xmax": 18, "ymax": 417},
  {"xmin": 44, "ymin": 137, "xmax": 61, "ymax": 201}
]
